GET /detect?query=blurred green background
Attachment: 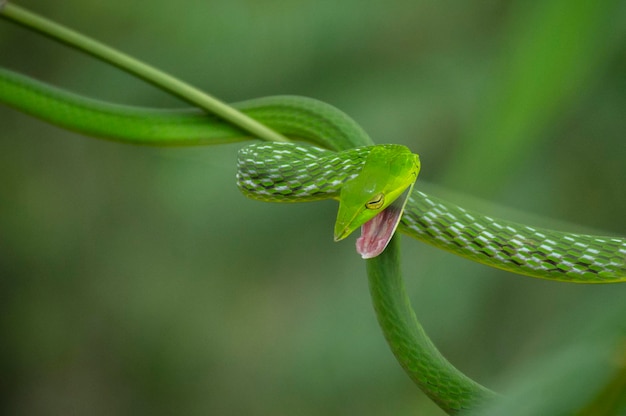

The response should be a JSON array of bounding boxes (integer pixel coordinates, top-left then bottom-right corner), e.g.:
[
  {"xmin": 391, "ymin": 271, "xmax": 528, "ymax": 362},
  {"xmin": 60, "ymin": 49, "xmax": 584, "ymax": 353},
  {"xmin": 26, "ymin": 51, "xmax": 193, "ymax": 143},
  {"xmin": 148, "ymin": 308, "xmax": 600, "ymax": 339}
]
[{"xmin": 1, "ymin": 0, "xmax": 625, "ymax": 414}]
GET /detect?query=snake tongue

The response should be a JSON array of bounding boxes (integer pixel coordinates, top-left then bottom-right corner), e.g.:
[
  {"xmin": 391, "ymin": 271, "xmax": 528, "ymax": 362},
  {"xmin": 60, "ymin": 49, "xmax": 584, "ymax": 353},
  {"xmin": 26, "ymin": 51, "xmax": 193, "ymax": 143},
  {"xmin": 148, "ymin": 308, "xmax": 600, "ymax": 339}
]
[{"xmin": 356, "ymin": 184, "xmax": 413, "ymax": 259}]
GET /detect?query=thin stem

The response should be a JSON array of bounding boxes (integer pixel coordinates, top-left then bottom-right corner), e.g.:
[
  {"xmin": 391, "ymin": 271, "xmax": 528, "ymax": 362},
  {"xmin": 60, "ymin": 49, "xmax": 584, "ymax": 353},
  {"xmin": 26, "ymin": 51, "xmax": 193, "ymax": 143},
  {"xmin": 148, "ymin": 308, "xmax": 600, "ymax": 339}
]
[{"xmin": 0, "ymin": 2, "xmax": 289, "ymax": 143}]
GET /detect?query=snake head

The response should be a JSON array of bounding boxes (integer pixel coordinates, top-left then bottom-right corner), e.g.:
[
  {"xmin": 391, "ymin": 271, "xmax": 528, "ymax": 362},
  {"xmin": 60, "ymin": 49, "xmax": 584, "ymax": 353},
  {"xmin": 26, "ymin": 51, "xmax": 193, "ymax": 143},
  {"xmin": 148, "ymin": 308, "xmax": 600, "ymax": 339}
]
[{"xmin": 334, "ymin": 144, "xmax": 420, "ymax": 258}]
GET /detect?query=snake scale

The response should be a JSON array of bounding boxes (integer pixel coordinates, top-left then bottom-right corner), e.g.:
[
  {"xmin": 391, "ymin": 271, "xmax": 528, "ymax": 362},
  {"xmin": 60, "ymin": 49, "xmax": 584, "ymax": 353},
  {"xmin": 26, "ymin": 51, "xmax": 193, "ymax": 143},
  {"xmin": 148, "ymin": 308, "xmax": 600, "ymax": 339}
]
[
  {"xmin": 1, "ymin": 7, "xmax": 625, "ymax": 407},
  {"xmin": 2, "ymin": 2, "xmax": 626, "ymax": 413},
  {"xmin": 1, "ymin": 66, "xmax": 625, "ymax": 281}
]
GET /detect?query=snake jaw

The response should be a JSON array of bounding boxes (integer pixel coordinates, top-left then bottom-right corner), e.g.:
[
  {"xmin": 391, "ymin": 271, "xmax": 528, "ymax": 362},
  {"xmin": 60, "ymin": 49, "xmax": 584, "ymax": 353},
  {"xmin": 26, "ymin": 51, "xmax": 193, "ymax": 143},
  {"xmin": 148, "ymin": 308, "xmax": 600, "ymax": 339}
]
[
  {"xmin": 333, "ymin": 180, "xmax": 414, "ymax": 258},
  {"xmin": 356, "ymin": 183, "xmax": 413, "ymax": 259},
  {"xmin": 356, "ymin": 205, "xmax": 401, "ymax": 259}
]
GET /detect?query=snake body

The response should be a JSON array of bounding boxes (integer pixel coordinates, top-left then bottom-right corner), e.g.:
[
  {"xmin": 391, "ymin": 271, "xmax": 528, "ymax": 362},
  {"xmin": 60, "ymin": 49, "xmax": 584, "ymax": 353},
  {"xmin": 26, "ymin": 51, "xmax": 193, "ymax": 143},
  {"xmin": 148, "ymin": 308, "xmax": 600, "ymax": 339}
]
[
  {"xmin": 402, "ymin": 192, "xmax": 626, "ymax": 282},
  {"xmin": 2, "ymin": 2, "xmax": 626, "ymax": 412},
  {"xmin": 237, "ymin": 143, "xmax": 369, "ymax": 202},
  {"xmin": 236, "ymin": 140, "xmax": 626, "ymax": 282},
  {"xmin": 2, "ymin": 67, "xmax": 625, "ymax": 282},
  {"xmin": 2, "ymin": 65, "xmax": 626, "ymax": 413}
]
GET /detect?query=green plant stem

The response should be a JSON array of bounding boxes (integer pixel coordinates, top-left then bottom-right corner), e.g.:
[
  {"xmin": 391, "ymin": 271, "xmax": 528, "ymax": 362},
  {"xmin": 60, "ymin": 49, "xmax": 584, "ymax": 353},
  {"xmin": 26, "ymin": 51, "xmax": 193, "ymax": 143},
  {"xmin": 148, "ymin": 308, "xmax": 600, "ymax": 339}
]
[{"xmin": 0, "ymin": 2, "xmax": 289, "ymax": 144}]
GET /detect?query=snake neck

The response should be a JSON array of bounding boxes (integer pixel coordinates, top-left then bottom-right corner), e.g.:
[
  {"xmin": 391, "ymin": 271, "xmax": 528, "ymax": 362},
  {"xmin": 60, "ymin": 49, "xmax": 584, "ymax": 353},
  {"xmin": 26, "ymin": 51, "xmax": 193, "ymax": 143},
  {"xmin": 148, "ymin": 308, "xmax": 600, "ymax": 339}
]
[{"xmin": 236, "ymin": 142, "xmax": 371, "ymax": 202}]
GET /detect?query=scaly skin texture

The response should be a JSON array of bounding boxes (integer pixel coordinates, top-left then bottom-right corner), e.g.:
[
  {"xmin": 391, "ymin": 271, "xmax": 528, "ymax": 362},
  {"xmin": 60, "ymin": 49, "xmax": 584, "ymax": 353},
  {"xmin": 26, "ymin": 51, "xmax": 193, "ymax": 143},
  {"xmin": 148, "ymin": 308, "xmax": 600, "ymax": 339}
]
[
  {"xmin": 2, "ymin": 66, "xmax": 626, "ymax": 414},
  {"xmin": 234, "ymin": 135, "xmax": 626, "ymax": 282},
  {"xmin": 237, "ymin": 142, "xmax": 420, "ymax": 246},
  {"xmin": 402, "ymin": 191, "xmax": 626, "ymax": 283},
  {"xmin": 237, "ymin": 143, "xmax": 369, "ymax": 202},
  {"xmin": 3, "ymin": 67, "xmax": 624, "ymax": 283}
]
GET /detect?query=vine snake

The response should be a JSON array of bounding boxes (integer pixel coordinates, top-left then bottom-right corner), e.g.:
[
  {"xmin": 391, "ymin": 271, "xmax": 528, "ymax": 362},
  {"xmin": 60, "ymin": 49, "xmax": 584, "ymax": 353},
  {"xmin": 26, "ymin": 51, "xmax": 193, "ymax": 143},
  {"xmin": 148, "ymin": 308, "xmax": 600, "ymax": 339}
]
[
  {"xmin": 2, "ymin": 67, "xmax": 625, "ymax": 283},
  {"xmin": 2, "ymin": 65, "xmax": 625, "ymax": 413}
]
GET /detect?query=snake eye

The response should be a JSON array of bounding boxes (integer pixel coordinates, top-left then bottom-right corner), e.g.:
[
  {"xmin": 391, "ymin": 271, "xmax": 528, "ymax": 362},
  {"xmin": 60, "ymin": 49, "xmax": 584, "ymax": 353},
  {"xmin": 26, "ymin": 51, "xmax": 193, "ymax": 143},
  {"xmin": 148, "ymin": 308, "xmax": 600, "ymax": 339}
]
[{"xmin": 365, "ymin": 193, "xmax": 384, "ymax": 210}]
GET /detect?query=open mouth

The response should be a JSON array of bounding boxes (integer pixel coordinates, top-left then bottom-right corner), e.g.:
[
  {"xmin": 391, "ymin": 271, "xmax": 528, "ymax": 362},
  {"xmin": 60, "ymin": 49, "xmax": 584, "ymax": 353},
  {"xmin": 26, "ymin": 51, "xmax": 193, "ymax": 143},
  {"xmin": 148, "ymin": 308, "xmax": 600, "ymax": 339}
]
[{"xmin": 356, "ymin": 184, "xmax": 414, "ymax": 259}]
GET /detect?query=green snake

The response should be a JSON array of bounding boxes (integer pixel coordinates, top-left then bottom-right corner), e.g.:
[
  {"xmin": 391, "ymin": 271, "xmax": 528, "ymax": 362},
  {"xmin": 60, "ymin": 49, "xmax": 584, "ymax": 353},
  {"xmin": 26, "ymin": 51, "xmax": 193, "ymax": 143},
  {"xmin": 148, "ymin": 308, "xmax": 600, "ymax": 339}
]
[
  {"xmin": 1, "ymin": 64, "xmax": 625, "ymax": 413},
  {"xmin": 4, "ymin": 1, "xmax": 626, "ymax": 411},
  {"xmin": 2, "ymin": 67, "xmax": 625, "ymax": 283}
]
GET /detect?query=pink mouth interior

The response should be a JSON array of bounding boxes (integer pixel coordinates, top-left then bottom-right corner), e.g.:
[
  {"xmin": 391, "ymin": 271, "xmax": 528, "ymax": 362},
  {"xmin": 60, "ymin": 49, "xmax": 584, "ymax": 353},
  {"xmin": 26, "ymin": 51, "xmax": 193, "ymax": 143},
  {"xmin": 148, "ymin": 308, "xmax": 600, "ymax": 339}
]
[{"xmin": 356, "ymin": 204, "xmax": 402, "ymax": 259}]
